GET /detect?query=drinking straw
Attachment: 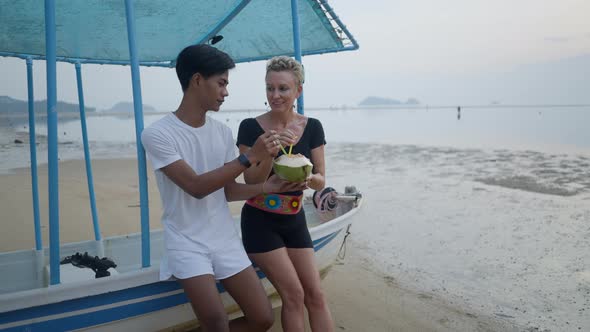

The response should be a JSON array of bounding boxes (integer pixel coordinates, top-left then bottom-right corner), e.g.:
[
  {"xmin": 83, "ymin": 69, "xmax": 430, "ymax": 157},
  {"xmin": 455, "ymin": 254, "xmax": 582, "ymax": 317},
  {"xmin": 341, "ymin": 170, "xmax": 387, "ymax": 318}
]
[
  {"xmin": 288, "ymin": 136, "xmax": 297, "ymax": 156},
  {"xmin": 279, "ymin": 143, "xmax": 288, "ymax": 155}
]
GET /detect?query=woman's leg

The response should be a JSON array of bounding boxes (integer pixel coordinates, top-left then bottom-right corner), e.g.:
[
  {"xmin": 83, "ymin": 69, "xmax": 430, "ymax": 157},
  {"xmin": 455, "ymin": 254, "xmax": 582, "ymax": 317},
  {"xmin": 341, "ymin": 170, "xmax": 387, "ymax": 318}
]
[
  {"xmin": 178, "ymin": 274, "xmax": 229, "ymax": 332},
  {"xmin": 287, "ymin": 248, "xmax": 334, "ymax": 332},
  {"xmin": 249, "ymin": 248, "xmax": 306, "ymax": 332},
  {"xmin": 220, "ymin": 266, "xmax": 274, "ymax": 332}
]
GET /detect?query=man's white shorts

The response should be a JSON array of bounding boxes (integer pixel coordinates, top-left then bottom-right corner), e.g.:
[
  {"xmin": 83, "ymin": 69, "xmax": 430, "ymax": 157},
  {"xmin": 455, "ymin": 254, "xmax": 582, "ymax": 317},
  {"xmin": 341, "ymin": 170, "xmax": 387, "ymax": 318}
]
[{"xmin": 160, "ymin": 240, "xmax": 251, "ymax": 281}]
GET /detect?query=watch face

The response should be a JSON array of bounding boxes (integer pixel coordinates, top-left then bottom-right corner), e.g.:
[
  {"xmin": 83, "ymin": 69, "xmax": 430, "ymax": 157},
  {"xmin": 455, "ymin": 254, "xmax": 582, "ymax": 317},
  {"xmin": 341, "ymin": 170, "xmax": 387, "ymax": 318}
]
[{"xmin": 239, "ymin": 154, "xmax": 251, "ymax": 168}]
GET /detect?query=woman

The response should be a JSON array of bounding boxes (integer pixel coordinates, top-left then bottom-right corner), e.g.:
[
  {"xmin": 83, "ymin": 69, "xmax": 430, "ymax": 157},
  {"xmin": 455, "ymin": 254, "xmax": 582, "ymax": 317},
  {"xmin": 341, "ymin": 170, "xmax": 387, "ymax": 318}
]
[{"xmin": 236, "ymin": 56, "xmax": 333, "ymax": 332}]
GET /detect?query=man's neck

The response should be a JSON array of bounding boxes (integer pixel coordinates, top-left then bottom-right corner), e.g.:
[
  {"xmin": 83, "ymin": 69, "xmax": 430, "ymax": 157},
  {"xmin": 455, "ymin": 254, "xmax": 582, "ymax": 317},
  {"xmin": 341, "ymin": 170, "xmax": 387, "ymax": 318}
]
[{"xmin": 175, "ymin": 96, "xmax": 207, "ymax": 128}]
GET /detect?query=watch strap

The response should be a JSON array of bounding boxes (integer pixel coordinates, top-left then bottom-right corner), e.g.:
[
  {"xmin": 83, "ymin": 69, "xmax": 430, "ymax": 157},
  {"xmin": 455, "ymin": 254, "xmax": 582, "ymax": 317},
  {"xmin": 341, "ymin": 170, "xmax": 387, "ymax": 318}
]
[{"xmin": 238, "ymin": 153, "xmax": 252, "ymax": 168}]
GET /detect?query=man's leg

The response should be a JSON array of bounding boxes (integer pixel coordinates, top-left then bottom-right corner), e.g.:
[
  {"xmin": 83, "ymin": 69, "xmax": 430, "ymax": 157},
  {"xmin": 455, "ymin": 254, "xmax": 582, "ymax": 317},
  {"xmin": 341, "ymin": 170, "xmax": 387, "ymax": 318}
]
[
  {"xmin": 179, "ymin": 274, "xmax": 229, "ymax": 332},
  {"xmin": 220, "ymin": 265, "xmax": 274, "ymax": 332}
]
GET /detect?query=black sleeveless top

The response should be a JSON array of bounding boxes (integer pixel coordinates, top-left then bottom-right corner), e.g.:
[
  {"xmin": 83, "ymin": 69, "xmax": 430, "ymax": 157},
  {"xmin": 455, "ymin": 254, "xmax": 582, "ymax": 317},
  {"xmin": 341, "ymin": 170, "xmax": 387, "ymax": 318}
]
[{"xmin": 236, "ymin": 117, "xmax": 326, "ymax": 195}]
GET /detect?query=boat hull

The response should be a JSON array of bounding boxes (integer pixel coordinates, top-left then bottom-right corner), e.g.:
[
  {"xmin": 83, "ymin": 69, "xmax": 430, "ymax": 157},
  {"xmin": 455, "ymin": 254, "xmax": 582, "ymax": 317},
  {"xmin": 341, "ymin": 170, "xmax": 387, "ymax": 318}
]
[{"xmin": 0, "ymin": 197, "xmax": 361, "ymax": 332}]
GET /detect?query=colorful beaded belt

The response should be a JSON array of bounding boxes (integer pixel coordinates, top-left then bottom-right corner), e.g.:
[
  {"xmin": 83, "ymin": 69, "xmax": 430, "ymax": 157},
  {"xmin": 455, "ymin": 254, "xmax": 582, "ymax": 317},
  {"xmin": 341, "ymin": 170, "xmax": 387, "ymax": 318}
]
[{"xmin": 246, "ymin": 193, "xmax": 303, "ymax": 215}]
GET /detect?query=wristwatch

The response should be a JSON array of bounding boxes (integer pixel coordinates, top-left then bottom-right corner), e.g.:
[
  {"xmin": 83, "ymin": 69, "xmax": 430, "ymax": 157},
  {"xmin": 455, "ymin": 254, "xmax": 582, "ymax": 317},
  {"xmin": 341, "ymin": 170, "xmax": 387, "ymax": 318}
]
[{"xmin": 237, "ymin": 153, "xmax": 252, "ymax": 168}]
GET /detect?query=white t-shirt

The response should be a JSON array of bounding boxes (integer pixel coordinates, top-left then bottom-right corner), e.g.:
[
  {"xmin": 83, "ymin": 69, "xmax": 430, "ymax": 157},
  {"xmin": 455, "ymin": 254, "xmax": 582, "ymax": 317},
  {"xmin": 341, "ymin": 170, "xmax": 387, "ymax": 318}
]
[{"xmin": 141, "ymin": 113, "xmax": 240, "ymax": 255}]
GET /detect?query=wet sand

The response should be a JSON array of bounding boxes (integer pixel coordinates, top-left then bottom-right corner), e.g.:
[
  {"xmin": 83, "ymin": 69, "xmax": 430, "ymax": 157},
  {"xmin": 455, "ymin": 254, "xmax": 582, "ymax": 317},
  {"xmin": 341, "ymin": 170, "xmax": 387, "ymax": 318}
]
[
  {"xmin": 325, "ymin": 143, "xmax": 590, "ymax": 332},
  {"xmin": 266, "ymin": 244, "xmax": 521, "ymax": 332},
  {"xmin": 0, "ymin": 158, "xmax": 522, "ymax": 331}
]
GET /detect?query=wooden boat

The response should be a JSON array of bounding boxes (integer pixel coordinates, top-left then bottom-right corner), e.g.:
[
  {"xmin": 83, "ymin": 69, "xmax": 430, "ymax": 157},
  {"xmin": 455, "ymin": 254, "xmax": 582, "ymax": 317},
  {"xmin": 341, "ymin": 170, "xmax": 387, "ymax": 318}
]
[
  {"xmin": 0, "ymin": 1, "xmax": 360, "ymax": 330},
  {"xmin": 0, "ymin": 189, "xmax": 362, "ymax": 331}
]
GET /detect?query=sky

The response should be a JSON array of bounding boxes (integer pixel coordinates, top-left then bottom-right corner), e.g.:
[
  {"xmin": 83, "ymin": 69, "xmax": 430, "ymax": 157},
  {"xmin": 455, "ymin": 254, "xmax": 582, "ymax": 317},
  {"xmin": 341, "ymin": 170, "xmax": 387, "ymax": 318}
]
[{"xmin": 1, "ymin": 0, "xmax": 589, "ymax": 111}]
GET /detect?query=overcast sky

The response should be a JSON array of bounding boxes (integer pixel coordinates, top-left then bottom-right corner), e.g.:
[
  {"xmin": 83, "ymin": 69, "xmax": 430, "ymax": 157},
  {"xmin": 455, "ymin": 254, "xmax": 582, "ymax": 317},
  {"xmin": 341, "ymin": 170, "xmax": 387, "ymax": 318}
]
[{"xmin": 1, "ymin": 0, "xmax": 589, "ymax": 110}]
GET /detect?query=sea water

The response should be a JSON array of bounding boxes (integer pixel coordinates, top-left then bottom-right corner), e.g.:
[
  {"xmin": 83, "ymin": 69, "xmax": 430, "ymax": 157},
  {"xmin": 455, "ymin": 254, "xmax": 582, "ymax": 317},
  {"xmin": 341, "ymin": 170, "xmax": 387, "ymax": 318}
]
[{"xmin": 1, "ymin": 106, "xmax": 589, "ymax": 331}]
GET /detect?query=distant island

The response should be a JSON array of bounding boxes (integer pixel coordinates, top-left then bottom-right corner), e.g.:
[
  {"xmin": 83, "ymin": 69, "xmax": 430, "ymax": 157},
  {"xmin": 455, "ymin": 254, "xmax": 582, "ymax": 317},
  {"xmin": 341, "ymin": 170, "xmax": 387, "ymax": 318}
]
[
  {"xmin": 104, "ymin": 102, "xmax": 158, "ymax": 113},
  {"xmin": 0, "ymin": 96, "xmax": 160, "ymax": 115},
  {"xmin": 0, "ymin": 96, "xmax": 96, "ymax": 114},
  {"xmin": 358, "ymin": 96, "xmax": 421, "ymax": 107}
]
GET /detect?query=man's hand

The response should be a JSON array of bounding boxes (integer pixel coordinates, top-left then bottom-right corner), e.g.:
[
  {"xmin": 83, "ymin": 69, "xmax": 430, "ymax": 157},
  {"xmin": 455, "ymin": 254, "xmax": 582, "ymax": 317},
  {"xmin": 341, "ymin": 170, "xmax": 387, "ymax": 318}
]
[
  {"xmin": 249, "ymin": 130, "xmax": 281, "ymax": 163},
  {"xmin": 263, "ymin": 174, "xmax": 308, "ymax": 193}
]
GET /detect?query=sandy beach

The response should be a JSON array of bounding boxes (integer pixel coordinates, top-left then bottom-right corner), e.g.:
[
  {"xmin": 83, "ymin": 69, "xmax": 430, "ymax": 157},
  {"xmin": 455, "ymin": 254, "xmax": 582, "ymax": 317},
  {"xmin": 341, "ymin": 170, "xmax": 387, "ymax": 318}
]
[
  {"xmin": 0, "ymin": 157, "xmax": 527, "ymax": 331},
  {"xmin": 0, "ymin": 159, "xmax": 163, "ymax": 252},
  {"xmin": 267, "ymin": 244, "xmax": 522, "ymax": 332}
]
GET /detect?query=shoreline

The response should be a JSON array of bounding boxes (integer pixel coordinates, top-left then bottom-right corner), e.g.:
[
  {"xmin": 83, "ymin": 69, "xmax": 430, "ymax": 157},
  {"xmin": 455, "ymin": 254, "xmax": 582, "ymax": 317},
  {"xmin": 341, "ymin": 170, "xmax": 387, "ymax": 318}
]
[
  {"xmin": 2, "ymin": 103, "xmax": 589, "ymax": 119},
  {"xmin": 2, "ymin": 139, "xmax": 590, "ymax": 177}
]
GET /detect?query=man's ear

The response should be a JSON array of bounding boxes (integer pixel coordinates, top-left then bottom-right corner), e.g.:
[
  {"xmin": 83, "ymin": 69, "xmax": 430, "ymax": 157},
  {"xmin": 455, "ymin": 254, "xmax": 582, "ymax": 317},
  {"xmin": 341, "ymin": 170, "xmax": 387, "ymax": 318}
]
[{"xmin": 190, "ymin": 73, "xmax": 201, "ymax": 87}]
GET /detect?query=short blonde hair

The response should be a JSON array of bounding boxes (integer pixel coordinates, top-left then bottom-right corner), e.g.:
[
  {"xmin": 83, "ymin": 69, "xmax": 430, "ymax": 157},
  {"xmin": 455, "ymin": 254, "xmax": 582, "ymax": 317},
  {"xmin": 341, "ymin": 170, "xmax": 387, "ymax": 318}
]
[{"xmin": 266, "ymin": 56, "xmax": 304, "ymax": 86}]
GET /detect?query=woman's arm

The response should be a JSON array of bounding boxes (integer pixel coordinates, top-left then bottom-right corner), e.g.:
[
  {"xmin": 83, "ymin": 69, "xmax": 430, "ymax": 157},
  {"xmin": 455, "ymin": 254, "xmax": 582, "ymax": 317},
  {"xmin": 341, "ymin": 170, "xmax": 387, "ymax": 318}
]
[{"xmin": 307, "ymin": 145, "xmax": 326, "ymax": 191}]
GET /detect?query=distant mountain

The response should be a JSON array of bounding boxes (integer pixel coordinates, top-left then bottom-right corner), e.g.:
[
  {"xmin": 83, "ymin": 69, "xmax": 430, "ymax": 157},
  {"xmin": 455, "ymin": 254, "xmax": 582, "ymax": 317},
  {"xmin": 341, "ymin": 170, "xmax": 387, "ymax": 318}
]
[
  {"xmin": 0, "ymin": 96, "xmax": 96, "ymax": 113},
  {"xmin": 358, "ymin": 96, "xmax": 421, "ymax": 106},
  {"xmin": 105, "ymin": 102, "xmax": 158, "ymax": 113}
]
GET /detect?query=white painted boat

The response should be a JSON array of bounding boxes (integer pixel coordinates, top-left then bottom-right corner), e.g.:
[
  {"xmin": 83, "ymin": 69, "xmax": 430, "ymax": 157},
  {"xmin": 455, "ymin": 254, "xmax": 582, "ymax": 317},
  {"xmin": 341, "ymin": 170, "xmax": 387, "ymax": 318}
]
[
  {"xmin": 0, "ymin": 189, "xmax": 362, "ymax": 331},
  {"xmin": 0, "ymin": 1, "xmax": 360, "ymax": 330}
]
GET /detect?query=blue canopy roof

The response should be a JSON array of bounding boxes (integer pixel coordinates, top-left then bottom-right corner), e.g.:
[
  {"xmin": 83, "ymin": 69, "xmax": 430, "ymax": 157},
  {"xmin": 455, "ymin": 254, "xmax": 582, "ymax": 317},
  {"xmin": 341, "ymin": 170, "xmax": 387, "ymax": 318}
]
[{"xmin": 0, "ymin": 0, "xmax": 358, "ymax": 66}]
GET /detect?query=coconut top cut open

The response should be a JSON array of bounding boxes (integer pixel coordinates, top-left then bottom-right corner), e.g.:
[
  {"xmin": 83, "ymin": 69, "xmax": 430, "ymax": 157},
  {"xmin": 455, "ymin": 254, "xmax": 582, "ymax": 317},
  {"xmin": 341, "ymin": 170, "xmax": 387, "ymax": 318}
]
[
  {"xmin": 273, "ymin": 154, "xmax": 313, "ymax": 182},
  {"xmin": 274, "ymin": 154, "xmax": 312, "ymax": 167}
]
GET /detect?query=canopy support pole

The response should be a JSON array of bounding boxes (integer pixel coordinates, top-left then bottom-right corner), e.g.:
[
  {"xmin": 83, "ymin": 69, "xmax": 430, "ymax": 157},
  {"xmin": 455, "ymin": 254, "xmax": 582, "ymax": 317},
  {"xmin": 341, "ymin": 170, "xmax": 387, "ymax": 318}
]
[
  {"xmin": 75, "ymin": 62, "xmax": 104, "ymax": 257},
  {"xmin": 125, "ymin": 0, "xmax": 151, "ymax": 268},
  {"xmin": 26, "ymin": 57, "xmax": 42, "ymax": 252},
  {"xmin": 195, "ymin": 0, "xmax": 251, "ymax": 45},
  {"xmin": 290, "ymin": 0, "xmax": 304, "ymax": 115},
  {"xmin": 45, "ymin": 0, "xmax": 60, "ymax": 285}
]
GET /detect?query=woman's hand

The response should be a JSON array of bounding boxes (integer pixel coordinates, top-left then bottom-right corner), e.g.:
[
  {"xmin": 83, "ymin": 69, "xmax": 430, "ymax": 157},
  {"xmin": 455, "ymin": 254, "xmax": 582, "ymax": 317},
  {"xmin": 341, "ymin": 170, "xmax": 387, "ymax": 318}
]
[
  {"xmin": 277, "ymin": 129, "xmax": 297, "ymax": 148},
  {"xmin": 305, "ymin": 173, "xmax": 325, "ymax": 191}
]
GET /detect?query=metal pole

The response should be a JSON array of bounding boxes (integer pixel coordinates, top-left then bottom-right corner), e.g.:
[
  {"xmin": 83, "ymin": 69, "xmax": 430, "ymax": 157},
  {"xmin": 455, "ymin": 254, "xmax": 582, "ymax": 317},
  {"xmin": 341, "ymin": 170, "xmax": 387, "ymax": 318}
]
[
  {"xmin": 318, "ymin": 1, "xmax": 360, "ymax": 51},
  {"xmin": 26, "ymin": 57, "xmax": 42, "ymax": 251},
  {"xmin": 45, "ymin": 0, "xmax": 60, "ymax": 285},
  {"xmin": 195, "ymin": 0, "xmax": 251, "ymax": 45},
  {"xmin": 124, "ymin": 0, "xmax": 151, "ymax": 268},
  {"xmin": 290, "ymin": 0, "xmax": 304, "ymax": 114},
  {"xmin": 75, "ymin": 62, "xmax": 102, "ymax": 244}
]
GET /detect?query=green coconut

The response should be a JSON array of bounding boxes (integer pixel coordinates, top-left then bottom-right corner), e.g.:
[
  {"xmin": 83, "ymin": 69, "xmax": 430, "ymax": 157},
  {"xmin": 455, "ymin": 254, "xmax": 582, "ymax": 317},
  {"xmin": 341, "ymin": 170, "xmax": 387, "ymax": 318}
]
[{"xmin": 273, "ymin": 154, "xmax": 313, "ymax": 182}]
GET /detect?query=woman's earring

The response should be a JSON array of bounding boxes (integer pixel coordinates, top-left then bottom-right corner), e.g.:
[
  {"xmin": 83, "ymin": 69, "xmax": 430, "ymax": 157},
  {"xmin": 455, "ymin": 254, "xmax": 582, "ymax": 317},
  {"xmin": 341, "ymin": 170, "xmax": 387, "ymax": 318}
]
[{"xmin": 265, "ymin": 101, "xmax": 270, "ymax": 112}]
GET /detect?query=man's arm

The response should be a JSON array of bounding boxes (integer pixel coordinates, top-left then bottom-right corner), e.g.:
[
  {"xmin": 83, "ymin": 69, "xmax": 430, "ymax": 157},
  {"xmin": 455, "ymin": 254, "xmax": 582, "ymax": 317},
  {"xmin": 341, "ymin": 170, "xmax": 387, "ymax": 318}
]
[
  {"xmin": 224, "ymin": 175, "xmax": 307, "ymax": 202},
  {"xmin": 161, "ymin": 157, "xmax": 252, "ymax": 199},
  {"xmin": 239, "ymin": 144, "xmax": 274, "ymax": 184},
  {"xmin": 160, "ymin": 129, "xmax": 286, "ymax": 199},
  {"xmin": 224, "ymin": 181, "xmax": 264, "ymax": 202},
  {"xmin": 239, "ymin": 129, "xmax": 297, "ymax": 184}
]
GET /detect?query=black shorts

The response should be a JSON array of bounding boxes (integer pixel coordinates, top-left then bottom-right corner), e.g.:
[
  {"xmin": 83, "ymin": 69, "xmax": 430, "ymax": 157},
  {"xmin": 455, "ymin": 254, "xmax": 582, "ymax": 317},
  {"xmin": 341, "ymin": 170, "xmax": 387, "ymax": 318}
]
[{"xmin": 240, "ymin": 203, "xmax": 313, "ymax": 253}]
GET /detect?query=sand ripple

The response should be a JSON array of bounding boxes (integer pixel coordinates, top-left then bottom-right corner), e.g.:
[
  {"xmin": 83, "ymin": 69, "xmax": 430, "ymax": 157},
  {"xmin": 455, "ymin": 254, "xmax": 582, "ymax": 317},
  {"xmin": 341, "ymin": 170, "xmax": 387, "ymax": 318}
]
[{"xmin": 329, "ymin": 143, "xmax": 590, "ymax": 197}]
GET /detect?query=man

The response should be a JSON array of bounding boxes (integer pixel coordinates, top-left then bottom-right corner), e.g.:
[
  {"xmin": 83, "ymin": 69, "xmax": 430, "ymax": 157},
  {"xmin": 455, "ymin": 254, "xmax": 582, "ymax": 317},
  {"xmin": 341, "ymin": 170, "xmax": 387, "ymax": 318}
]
[{"xmin": 141, "ymin": 44, "xmax": 305, "ymax": 332}]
